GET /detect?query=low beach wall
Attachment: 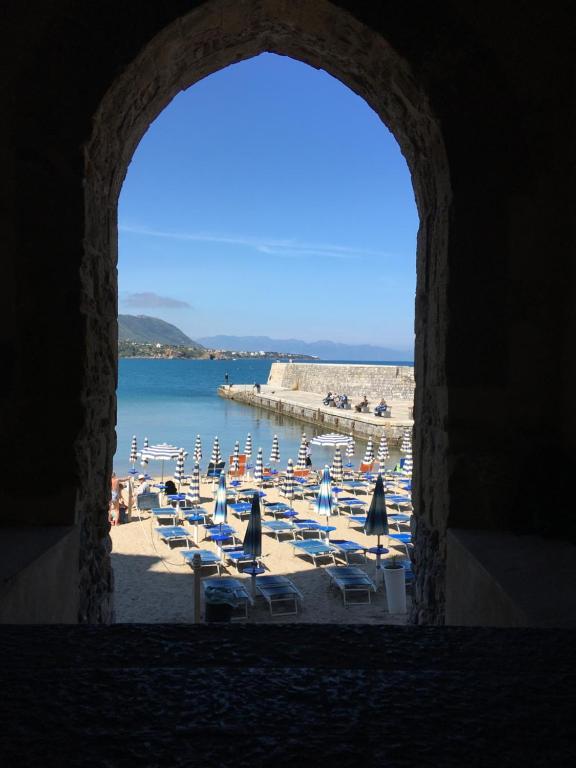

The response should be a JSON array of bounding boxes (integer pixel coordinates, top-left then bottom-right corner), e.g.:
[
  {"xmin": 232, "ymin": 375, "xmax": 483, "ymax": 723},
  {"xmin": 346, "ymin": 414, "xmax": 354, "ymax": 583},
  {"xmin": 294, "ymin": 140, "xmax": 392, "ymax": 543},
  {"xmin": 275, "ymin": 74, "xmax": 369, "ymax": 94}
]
[{"xmin": 267, "ymin": 362, "xmax": 415, "ymax": 401}]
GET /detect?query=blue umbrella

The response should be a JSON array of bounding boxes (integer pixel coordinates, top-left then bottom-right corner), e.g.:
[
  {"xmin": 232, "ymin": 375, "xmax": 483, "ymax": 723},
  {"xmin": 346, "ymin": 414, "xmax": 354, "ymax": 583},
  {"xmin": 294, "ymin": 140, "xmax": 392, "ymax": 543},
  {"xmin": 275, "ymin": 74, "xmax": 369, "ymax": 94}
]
[
  {"xmin": 365, "ymin": 474, "xmax": 390, "ymax": 576},
  {"xmin": 243, "ymin": 493, "xmax": 263, "ymax": 597},
  {"xmin": 315, "ymin": 465, "xmax": 335, "ymax": 538},
  {"xmin": 213, "ymin": 472, "xmax": 228, "ymax": 529}
]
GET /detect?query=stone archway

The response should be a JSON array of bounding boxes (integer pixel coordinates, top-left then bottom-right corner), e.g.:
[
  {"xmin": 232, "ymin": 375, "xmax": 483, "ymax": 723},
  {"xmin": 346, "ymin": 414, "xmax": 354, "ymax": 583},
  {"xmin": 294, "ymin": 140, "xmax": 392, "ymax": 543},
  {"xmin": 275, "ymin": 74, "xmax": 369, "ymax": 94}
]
[{"xmin": 84, "ymin": 0, "xmax": 451, "ymax": 623}]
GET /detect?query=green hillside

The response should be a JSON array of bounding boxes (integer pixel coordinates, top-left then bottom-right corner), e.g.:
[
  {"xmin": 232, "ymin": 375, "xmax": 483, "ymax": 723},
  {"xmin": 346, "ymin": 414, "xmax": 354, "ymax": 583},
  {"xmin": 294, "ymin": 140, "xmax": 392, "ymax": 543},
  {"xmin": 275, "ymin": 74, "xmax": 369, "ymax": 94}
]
[{"xmin": 118, "ymin": 315, "xmax": 204, "ymax": 349}]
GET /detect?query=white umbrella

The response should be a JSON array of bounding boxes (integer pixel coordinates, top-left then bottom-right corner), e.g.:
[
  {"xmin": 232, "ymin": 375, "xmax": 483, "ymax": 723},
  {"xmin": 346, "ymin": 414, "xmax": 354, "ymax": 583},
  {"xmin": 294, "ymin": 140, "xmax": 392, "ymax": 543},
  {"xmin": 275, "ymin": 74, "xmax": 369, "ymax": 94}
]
[
  {"xmin": 310, "ymin": 433, "xmax": 354, "ymax": 448},
  {"xmin": 188, "ymin": 462, "xmax": 200, "ymax": 504},
  {"xmin": 283, "ymin": 458, "xmax": 295, "ymax": 500},
  {"xmin": 244, "ymin": 433, "xmax": 252, "ymax": 462},
  {"xmin": 210, "ymin": 436, "xmax": 222, "ymax": 466},
  {"xmin": 402, "ymin": 449, "xmax": 413, "ymax": 476},
  {"xmin": 140, "ymin": 442, "xmax": 181, "ymax": 482}
]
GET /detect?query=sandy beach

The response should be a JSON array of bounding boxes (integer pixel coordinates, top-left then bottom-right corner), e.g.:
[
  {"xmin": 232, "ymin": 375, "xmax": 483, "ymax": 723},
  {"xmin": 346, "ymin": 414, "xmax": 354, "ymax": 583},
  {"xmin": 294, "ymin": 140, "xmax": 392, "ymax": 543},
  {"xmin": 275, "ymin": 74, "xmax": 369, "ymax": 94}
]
[{"xmin": 111, "ymin": 471, "xmax": 412, "ymax": 624}]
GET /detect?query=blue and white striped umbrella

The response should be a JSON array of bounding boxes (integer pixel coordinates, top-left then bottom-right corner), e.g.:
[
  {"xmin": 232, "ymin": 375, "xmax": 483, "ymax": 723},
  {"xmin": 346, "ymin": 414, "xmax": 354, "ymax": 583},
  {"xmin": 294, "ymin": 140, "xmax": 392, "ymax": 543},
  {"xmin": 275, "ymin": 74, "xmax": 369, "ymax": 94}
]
[
  {"xmin": 269, "ymin": 434, "xmax": 280, "ymax": 464},
  {"xmin": 254, "ymin": 447, "xmax": 263, "ymax": 485},
  {"xmin": 140, "ymin": 436, "xmax": 149, "ymax": 467},
  {"xmin": 283, "ymin": 458, "xmax": 295, "ymax": 499},
  {"xmin": 331, "ymin": 447, "xmax": 343, "ymax": 482},
  {"xmin": 140, "ymin": 442, "xmax": 181, "ymax": 481},
  {"xmin": 297, "ymin": 433, "xmax": 308, "ymax": 469},
  {"xmin": 402, "ymin": 450, "xmax": 413, "ymax": 477},
  {"xmin": 243, "ymin": 493, "xmax": 262, "ymax": 559},
  {"xmin": 345, "ymin": 435, "xmax": 355, "ymax": 461},
  {"xmin": 129, "ymin": 436, "xmax": 138, "ymax": 468},
  {"xmin": 315, "ymin": 466, "xmax": 335, "ymax": 535},
  {"xmin": 365, "ymin": 474, "xmax": 389, "ymax": 573},
  {"xmin": 213, "ymin": 472, "xmax": 228, "ymax": 526},
  {"xmin": 174, "ymin": 448, "xmax": 186, "ymax": 487},
  {"xmin": 362, "ymin": 438, "xmax": 375, "ymax": 465},
  {"xmin": 188, "ymin": 462, "xmax": 200, "ymax": 504},
  {"xmin": 193, "ymin": 434, "xmax": 202, "ymax": 464},
  {"xmin": 401, "ymin": 428, "xmax": 412, "ymax": 454},
  {"xmin": 244, "ymin": 433, "xmax": 252, "ymax": 462},
  {"xmin": 310, "ymin": 433, "xmax": 354, "ymax": 448},
  {"xmin": 377, "ymin": 434, "xmax": 390, "ymax": 465},
  {"xmin": 231, "ymin": 440, "xmax": 240, "ymax": 471},
  {"xmin": 210, "ymin": 436, "xmax": 222, "ymax": 466}
]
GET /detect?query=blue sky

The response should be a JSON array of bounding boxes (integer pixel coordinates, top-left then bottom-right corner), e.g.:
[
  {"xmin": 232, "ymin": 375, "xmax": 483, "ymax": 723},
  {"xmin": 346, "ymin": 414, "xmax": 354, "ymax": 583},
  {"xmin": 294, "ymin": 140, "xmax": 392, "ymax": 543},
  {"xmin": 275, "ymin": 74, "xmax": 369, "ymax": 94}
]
[{"xmin": 119, "ymin": 53, "xmax": 418, "ymax": 350}]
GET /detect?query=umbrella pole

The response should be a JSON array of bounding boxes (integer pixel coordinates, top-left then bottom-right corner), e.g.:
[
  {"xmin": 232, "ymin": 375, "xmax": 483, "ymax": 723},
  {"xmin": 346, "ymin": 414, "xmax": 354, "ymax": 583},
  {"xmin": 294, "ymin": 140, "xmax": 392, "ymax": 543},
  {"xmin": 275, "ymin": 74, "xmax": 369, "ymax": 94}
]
[
  {"xmin": 251, "ymin": 559, "xmax": 257, "ymax": 598},
  {"xmin": 376, "ymin": 534, "xmax": 382, "ymax": 585}
]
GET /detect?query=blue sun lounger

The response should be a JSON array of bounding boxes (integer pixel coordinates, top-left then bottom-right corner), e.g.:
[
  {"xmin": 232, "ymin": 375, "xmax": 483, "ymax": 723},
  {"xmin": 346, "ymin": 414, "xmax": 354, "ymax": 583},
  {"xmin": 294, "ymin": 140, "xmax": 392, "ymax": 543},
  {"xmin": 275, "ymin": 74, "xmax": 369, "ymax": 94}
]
[
  {"xmin": 337, "ymin": 496, "xmax": 367, "ymax": 514},
  {"xmin": 202, "ymin": 577, "xmax": 253, "ymax": 620},
  {"xmin": 347, "ymin": 515, "xmax": 367, "ymax": 529},
  {"xmin": 330, "ymin": 539, "xmax": 368, "ymax": 564},
  {"xmin": 220, "ymin": 545, "xmax": 263, "ymax": 571},
  {"xmin": 388, "ymin": 532, "xmax": 412, "ymax": 556},
  {"xmin": 325, "ymin": 566, "xmax": 377, "ymax": 606},
  {"xmin": 263, "ymin": 502, "xmax": 297, "ymax": 519},
  {"xmin": 181, "ymin": 549, "xmax": 223, "ymax": 575},
  {"xmin": 288, "ymin": 539, "xmax": 337, "ymax": 565},
  {"xmin": 150, "ymin": 507, "xmax": 180, "ymax": 525},
  {"xmin": 262, "ymin": 520, "xmax": 296, "ymax": 541},
  {"xmin": 256, "ymin": 575, "xmax": 303, "ymax": 616},
  {"xmin": 228, "ymin": 502, "xmax": 253, "ymax": 520},
  {"xmin": 155, "ymin": 525, "xmax": 194, "ymax": 548},
  {"xmin": 292, "ymin": 519, "xmax": 334, "ymax": 539}
]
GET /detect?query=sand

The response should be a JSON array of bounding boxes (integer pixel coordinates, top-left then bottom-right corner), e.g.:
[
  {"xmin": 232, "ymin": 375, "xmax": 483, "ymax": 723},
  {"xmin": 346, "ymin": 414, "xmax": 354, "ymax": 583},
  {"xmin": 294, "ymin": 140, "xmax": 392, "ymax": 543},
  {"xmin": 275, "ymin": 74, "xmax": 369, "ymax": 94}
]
[{"xmin": 110, "ymin": 472, "xmax": 411, "ymax": 624}]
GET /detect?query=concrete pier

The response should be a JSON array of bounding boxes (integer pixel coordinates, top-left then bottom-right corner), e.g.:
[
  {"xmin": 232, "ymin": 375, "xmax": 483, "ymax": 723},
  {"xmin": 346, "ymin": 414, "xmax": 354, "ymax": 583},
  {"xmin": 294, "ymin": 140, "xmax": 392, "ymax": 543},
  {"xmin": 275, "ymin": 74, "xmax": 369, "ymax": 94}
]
[{"xmin": 218, "ymin": 384, "xmax": 413, "ymax": 444}]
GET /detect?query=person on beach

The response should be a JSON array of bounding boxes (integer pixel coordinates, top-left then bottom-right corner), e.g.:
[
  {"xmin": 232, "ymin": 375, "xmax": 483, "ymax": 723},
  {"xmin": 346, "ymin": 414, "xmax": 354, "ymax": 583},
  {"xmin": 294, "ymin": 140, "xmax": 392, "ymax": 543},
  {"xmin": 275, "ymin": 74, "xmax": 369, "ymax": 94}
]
[
  {"xmin": 109, "ymin": 472, "xmax": 124, "ymax": 526},
  {"xmin": 305, "ymin": 441, "xmax": 312, "ymax": 467},
  {"xmin": 136, "ymin": 474, "xmax": 150, "ymax": 495},
  {"xmin": 224, "ymin": 372, "xmax": 229, "ymax": 386},
  {"xmin": 355, "ymin": 395, "xmax": 369, "ymax": 412},
  {"xmin": 164, "ymin": 479, "xmax": 178, "ymax": 495}
]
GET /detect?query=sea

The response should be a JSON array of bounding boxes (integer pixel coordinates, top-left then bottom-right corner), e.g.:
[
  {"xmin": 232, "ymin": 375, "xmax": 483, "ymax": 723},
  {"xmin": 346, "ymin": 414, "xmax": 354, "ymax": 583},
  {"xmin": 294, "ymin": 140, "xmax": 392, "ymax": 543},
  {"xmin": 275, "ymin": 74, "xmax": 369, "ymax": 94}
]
[{"xmin": 114, "ymin": 358, "xmax": 408, "ymax": 476}]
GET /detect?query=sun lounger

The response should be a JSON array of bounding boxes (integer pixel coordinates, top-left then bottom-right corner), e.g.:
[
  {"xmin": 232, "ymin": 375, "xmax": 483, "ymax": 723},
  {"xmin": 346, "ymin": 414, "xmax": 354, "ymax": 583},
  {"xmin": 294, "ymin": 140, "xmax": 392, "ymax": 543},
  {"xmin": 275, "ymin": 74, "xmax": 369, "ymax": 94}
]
[
  {"xmin": 256, "ymin": 575, "xmax": 303, "ymax": 616},
  {"xmin": 220, "ymin": 545, "xmax": 263, "ymax": 571},
  {"xmin": 388, "ymin": 532, "xmax": 413, "ymax": 557},
  {"xmin": 291, "ymin": 519, "xmax": 334, "ymax": 539},
  {"xmin": 136, "ymin": 492, "xmax": 160, "ymax": 511},
  {"xmin": 181, "ymin": 549, "xmax": 223, "ymax": 575},
  {"xmin": 150, "ymin": 507, "xmax": 180, "ymax": 524},
  {"xmin": 325, "ymin": 566, "xmax": 377, "ymax": 606},
  {"xmin": 182, "ymin": 506, "xmax": 210, "ymax": 524},
  {"xmin": 330, "ymin": 539, "xmax": 368, "ymax": 564},
  {"xmin": 202, "ymin": 577, "xmax": 253, "ymax": 619},
  {"xmin": 154, "ymin": 525, "xmax": 194, "ymax": 548},
  {"xmin": 337, "ymin": 496, "xmax": 367, "ymax": 514},
  {"xmin": 263, "ymin": 502, "xmax": 297, "ymax": 519},
  {"xmin": 347, "ymin": 515, "xmax": 367, "ymax": 529},
  {"xmin": 261, "ymin": 520, "xmax": 296, "ymax": 541},
  {"xmin": 228, "ymin": 501, "xmax": 253, "ymax": 520},
  {"xmin": 288, "ymin": 539, "xmax": 337, "ymax": 565}
]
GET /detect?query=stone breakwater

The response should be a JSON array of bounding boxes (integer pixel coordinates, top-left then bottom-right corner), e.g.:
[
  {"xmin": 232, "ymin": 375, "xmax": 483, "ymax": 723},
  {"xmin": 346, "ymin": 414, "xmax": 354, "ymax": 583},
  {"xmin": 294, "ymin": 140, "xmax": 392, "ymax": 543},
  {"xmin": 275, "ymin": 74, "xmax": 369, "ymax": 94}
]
[
  {"xmin": 267, "ymin": 362, "xmax": 415, "ymax": 401},
  {"xmin": 219, "ymin": 384, "xmax": 413, "ymax": 445}
]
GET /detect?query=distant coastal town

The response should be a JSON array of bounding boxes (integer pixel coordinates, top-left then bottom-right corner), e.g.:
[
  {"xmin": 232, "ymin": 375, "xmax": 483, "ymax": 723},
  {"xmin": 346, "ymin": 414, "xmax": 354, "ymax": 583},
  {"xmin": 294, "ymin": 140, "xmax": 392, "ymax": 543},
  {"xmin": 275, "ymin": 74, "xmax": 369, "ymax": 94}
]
[{"xmin": 118, "ymin": 339, "xmax": 314, "ymax": 361}]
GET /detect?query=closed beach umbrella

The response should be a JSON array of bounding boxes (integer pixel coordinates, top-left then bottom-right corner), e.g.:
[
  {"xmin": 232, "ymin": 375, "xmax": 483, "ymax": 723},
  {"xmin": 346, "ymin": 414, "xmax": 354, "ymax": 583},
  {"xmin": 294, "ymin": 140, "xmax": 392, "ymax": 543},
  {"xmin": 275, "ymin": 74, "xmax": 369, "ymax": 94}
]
[
  {"xmin": 365, "ymin": 474, "xmax": 390, "ymax": 576},
  {"xmin": 140, "ymin": 436, "xmax": 149, "ymax": 467},
  {"xmin": 140, "ymin": 441, "xmax": 180, "ymax": 481},
  {"xmin": 129, "ymin": 435, "xmax": 138, "ymax": 471},
  {"xmin": 244, "ymin": 433, "xmax": 252, "ymax": 462},
  {"xmin": 402, "ymin": 449, "xmax": 413, "ymax": 477},
  {"xmin": 193, "ymin": 434, "xmax": 202, "ymax": 465},
  {"xmin": 174, "ymin": 448, "xmax": 186, "ymax": 488},
  {"xmin": 331, "ymin": 447, "xmax": 343, "ymax": 482},
  {"xmin": 297, "ymin": 433, "xmax": 308, "ymax": 469},
  {"xmin": 269, "ymin": 434, "xmax": 280, "ymax": 464},
  {"xmin": 243, "ymin": 492, "xmax": 263, "ymax": 597},
  {"xmin": 377, "ymin": 434, "xmax": 390, "ymax": 466},
  {"xmin": 345, "ymin": 435, "xmax": 355, "ymax": 467},
  {"xmin": 310, "ymin": 433, "xmax": 354, "ymax": 448},
  {"xmin": 283, "ymin": 458, "xmax": 295, "ymax": 499},
  {"xmin": 401, "ymin": 428, "xmax": 412, "ymax": 454},
  {"xmin": 231, "ymin": 440, "xmax": 240, "ymax": 472},
  {"xmin": 362, "ymin": 438, "xmax": 375, "ymax": 465},
  {"xmin": 188, "ymin": 461, "xmax": 201, "ymax": 504},
  {"xmin": 210, "ymin": 436, "xmax": 222, "ymax": 466},
  {"xmin": 254, "ymin": 447, "xmax": 263, "ymax": 485},
  {"xmin": 315, "ymin": 465, "xmax": 335, "ymax": 537},
  {"xmin": 213, "ymin": 472, "xmax": 228, "ymax": 528}
]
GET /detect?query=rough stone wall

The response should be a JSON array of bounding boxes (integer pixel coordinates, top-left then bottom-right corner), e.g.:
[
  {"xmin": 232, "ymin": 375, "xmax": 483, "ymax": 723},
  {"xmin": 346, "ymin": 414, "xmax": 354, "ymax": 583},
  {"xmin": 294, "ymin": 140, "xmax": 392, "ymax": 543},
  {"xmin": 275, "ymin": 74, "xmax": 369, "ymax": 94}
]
[{"xmin": 267, "ymin": 362, "xmax": 415, "ymax": 401}]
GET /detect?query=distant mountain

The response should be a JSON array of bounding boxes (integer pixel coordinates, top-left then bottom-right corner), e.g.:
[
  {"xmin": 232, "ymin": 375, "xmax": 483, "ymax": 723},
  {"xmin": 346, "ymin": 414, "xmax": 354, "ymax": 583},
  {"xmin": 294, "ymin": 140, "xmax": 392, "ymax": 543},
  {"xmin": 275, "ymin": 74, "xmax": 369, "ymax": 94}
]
[
  {"xmin": 119, "ymin": 315, "xmax": 204, "ymax": 349},
  {"xmin": 197, "ymin": 335, "xmax": 413, "ymax": 362}
]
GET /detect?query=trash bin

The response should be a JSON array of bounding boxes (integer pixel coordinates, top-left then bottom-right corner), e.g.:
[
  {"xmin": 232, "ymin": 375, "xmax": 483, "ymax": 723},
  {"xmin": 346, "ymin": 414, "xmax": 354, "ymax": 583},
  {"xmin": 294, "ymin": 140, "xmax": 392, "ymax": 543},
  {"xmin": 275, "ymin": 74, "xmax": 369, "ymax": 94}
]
[{"xmin": 205, "ymin": 601, "xmax": 233, "ymax": 623}]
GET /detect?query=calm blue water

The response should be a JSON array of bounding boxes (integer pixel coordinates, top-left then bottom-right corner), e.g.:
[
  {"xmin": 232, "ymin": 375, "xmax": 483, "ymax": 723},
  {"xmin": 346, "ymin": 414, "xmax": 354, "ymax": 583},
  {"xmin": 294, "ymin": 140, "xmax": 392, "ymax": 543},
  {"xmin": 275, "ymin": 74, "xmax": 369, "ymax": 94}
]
[{"xmin": 114, "ymin": 358, "xmax": 402, "ymax": 475}]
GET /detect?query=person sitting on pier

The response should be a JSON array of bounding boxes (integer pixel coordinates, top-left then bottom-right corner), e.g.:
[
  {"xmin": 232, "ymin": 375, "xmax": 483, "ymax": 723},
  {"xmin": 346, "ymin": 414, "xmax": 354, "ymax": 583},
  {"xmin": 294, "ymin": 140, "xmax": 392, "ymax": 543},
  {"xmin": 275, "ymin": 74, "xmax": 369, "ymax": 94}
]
[
  {"xmin": 322, "ymin": 391, "xmax": 335, "ymax": 406},
  {"xmin": 355, "ymin": 395, "xmax": 369, "ymax": 412},
  {"xmin": 335, "ymin": 393, "xmax": 349, "ymax": 408},
  {"xmin": 374, "ymin": 398, "xmax": 388, "ymax": 416}
]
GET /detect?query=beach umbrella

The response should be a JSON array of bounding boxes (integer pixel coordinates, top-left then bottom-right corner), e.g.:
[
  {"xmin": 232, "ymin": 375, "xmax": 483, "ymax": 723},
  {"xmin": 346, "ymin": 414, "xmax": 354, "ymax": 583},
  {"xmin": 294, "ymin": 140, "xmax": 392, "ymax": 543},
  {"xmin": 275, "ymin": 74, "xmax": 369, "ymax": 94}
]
[
  {"xmin": 140, "ymin": 436, "xmax": 149, "ymax": 467},
  {"xmin": 315, "ymin": 465, "xmax": 335, "ymax": 538},
  {"xmin": 193, "ymin": 434, "xmax": 202, "ymax": 464},
  {"xmin": 244, "ymin": 433, "xmax": 252, "ymax": 462},
  {"xmin": 210, "ymin": 436, "xmax": 222, "ymax": 466},
  {"xmin": 331, "ymin": 447, "xmax": 343, "ymax": 482},
  {"xmin": 365, "ymin": 474, "xmax": 390, "ymax": 578},
  {"xmin": 377, "ymin": 434, "xmax": 390, "ymax": 466},
  {"xmin": 129, "ymin": 436, "xmax": 138, "ymax": 472},
  {"xmin": 174, "ymin": 448, "xmax": 186, "ymax": 488},
  {"xmin": 402, "ymin": 449, "xmax": 413, "ymax": 477},
  {"xmin": 401, "ymin": 428, "xmax": 412, "ymax": 454},
  {"xmin": 282, "ymin": 458, "xmax": 295, "ymax": 500},
  {"xmin": 140, "ymin": 442, "xmax": 181, "ymax": 482},
  {"xmin": 269, "ymin": 434, "xmax": 280, "ymax": 464},
  {"xmin": 231, "ymin": 440, "xmax": 240, "ymax": 472},
  {"xmin": 296, "ymin": 433, "xmax": 308, "ymax": 469},
  {"xmin": 188, "ymin": 461, "xmax": 200, "ymax": 504},
  {"xmin": 310, "ymin": 433, "xmax": 354, "ymax": 448},
  {"xmin": 362, "ymin": 438, "xmax": 375, "ymax": 465},
  {"xmin": 243, "ymin": 493, "xmax": 263, "ymax": 597},
  {"xmin": 213, "ymin": 472, "xmax": 228, "ymax": 529},
  {"xmin": 254, "ymin": 447, "xmax": 263, "ymax": 485},
  {"xmin": 345, "ymin": 434, "xmax": 355, "ymax": 467}
]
